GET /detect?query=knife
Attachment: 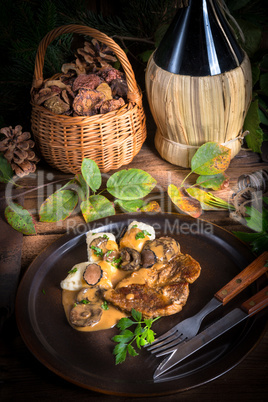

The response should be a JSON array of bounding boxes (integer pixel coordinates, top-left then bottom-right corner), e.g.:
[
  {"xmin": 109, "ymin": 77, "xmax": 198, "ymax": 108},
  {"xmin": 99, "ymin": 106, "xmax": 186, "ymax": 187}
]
[{"xmin": 153, "ymin": 285, "xmax": 268, "ymax": 380}]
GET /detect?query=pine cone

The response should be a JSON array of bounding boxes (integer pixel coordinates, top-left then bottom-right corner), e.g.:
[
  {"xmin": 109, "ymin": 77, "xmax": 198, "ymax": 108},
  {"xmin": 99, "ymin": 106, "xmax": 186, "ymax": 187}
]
[
  {"xmin": 0, "ymin": 125, "xmax": 40, "ymax": 177},
  {"xmin": 75, "ymin": 39, "xmax": 117, "ymax": 73}
]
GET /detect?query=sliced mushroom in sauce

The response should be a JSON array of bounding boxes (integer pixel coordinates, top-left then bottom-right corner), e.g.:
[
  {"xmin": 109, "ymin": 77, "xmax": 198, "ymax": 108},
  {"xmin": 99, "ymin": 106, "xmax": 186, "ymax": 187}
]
[
  {"xmin": 90, "ymin": 236, "xmax": 108, "ymax": 257},
  {"xmin": 76, "ymin": 287, "xmax": 100, "ymax": 303},
  {"xmin": 69, "ymin": 303, "xmax": 103, "ymax": 327},
  {"xmin": 83, "ymin": 263, "xmax": 103, "ymax": 286},
  {"xmin": 141, "ymin": 249, "xmax": 157, "ymax": 268},
  {"xmin": 120, "ymin": 247, "xmax": 141, "ymax": 271},
  {"xmin": 103, "ymin": 249, "xmax": 120, "ymax": 263},
  {"xmin": 142, "ymin": 237, "xmax": 180, "ymax": 263}
]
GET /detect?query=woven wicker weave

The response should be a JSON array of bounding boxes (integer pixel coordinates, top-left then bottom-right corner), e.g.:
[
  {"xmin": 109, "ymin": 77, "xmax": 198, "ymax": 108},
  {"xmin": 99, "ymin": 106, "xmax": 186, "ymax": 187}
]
[{"xmin": 31, "ymin": 25, "xmax": 146, "ymax": 173}]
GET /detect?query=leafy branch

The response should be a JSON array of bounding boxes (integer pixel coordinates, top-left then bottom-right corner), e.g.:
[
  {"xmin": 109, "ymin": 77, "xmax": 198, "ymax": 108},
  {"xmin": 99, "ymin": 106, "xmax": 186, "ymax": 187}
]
[
  {"xmin": 3, "ymin": 158, "xmax": 158, "ymax": 235},
  {"xmin": 112, "ymin": 308, "xmax": 160, "ymax": 364},
  {"xmin": 168, "ymin": 142, "xmax": 235, "ymax": 218},
  {"xmin": 233, "ymin": 196, "xmax": 268, "ymax": 256}
]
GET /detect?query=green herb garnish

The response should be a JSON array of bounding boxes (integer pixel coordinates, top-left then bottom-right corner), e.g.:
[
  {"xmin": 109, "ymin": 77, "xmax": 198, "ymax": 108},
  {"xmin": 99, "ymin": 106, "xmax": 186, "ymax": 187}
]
[
  {"xmin": 106, "ymin": 249, "xmax": 114, "ymax": 256},
  {"xmin": 80, "ymin": 299, "xmax": 90, "ymax": 304},
  {"xmin": 111, "ymin": 256, "xmax": 122, "ymax": 268},
  {"xmin": 101, "ymin": 301, "xmax": 109, "ymax": 310},
  {"xmin": 131, "ymin": 224, "xmax": 138, "ymax": 228},
  {"xmin": 90, "ymin": 245, "xmax": 104, "ymax": 257},
  {"xmin": 68, "ymin": 267, "xmax": 78, "ymax": 274},
  {"xmin": 135, "ymin": 229, "xmax": 151, "ymax": 240},
  {"xmin": 103, "ymin": 234, "xmax": 109, "ymax": 240},
  {"xmin": 111, "ymin": 308, "xmax": 160, "ymax": 364}
]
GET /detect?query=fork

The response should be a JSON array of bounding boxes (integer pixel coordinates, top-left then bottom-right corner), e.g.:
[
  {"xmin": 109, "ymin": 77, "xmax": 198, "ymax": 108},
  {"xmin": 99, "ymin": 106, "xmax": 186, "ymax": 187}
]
[{"xmin": 145, "ymin": 251, "xmax": 268, "ymax": 357}]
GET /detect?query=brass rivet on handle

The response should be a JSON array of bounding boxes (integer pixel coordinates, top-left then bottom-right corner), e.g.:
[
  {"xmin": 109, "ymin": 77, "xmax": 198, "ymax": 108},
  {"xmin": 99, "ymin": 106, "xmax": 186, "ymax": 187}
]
[
  {"xmin": 221, "ymin": 290, "xmax": 228, "ymax": 296},
  {"xmin": 249, "ymin": 301, "xmax": 255, "ymax": 306},
  {"xmin": 236, "ymin": 278, "xmax": 242, "ymax": 284}
]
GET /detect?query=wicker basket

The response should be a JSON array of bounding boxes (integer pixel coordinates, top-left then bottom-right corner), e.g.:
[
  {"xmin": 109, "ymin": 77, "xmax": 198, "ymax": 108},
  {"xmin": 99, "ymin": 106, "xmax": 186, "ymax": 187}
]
[{"xmin": 31, "ymin": 25, "xmax": 146, "ymax": 174}]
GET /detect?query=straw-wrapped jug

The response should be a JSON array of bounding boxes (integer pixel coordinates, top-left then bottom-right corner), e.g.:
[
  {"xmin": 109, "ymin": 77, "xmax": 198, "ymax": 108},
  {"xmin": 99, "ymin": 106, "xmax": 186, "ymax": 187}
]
[{"xmin": 145, "ymin": 0, "xmax": 252, "ymax": 167}]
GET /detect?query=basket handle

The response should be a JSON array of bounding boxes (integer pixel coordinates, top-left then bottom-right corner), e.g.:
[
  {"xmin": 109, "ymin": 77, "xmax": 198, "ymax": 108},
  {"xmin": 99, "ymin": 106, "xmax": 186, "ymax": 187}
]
[{"xmin": 32, "ymin": 24, "xmax": 141, "ymax": 105}]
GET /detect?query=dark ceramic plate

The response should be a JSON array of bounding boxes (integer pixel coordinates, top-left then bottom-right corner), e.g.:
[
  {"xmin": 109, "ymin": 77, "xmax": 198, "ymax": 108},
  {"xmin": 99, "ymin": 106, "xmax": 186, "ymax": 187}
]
[{"xmin": 15, "ymin": 213, "xmax": 267, "ymax": 396}]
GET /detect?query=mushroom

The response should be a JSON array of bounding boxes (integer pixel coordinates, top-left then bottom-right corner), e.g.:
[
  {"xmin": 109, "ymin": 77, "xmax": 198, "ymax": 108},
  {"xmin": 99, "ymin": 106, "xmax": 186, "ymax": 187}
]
[
  {"xmin": 83, "ymin": 263, "xmax": 103, "ymax": 286},
  {"xmin": 76, "ymin": 287, "xmax": 100, "ymax": 303},
  {"xmin": 120, "ymin": 247, "xmax": 141, "ymax": 271},
  {"xmin": 90, "ymin": 236, "xmax": 108, "ymax": 254},
  {"xmin": 103, "ymin": 249, "xmax": 120, "ymax": 263},
  {"xmin": 142, "ymin": 237, "xmax": 180, "ymax": 264},
  {"xmin": 69, "ymin": 303, "xmax": 102, "ymax": 327},
  {"xmin": 141, "ymin": 249, "xmax": 157, "ymax": 268}
]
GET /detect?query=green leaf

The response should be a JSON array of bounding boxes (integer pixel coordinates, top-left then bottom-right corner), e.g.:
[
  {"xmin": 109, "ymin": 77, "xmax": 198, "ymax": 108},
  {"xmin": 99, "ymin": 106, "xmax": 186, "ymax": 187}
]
[
  {"xmin": 0, "ymin": 153, "xmax": 13, "ymax": 183},
  {"xmin": 250, "ymin": 235, "xmax": 268, "ymax": 255},
  {"xmin": 244, "ymin": 100, "xmax": 263, "ymax": 153},
  {"xmin": 112, "ymin": 330, "xmax": 134, "ymax": 344},
  {"xmin": 259, "ymin": 108, "xmax": 268, "ymax": 126},
  {"xmin": 251, "ymin": 63, "xmax": 260, "ymax": 87},
  {"xmin": 116, "ymin": 317, "xmax": 135, "ymax": 330},
  {"xmin": 234, "ymin": 231, "xmax": 268, "ymax": 256},
  {"xmin": 107, "ymin": 169, "xmax": 156, "ymax": 200},
  {"xmin": 127, "ymin": 344, "xmax": 139, "ymax": 357},
  {"xmin": 233, "ymin": 231, "xmax": 263, "ymax": 242},
  {"xmin": 138, "ymin": 49, "xmax": 154, "ymax": 62},
  {"xmin": 5, "ymin": 202, "xmax": 36, "ymax": 235},
  {"xmin": 39, "ymin": 190, "xmax": 78, "ymax": 222},
  {"xmin": 196, "ymin": 173, "xmax": 229, "ymax": 190},
  {"xmin": 168, "ymin": 184, "xmax": 202, "ymax": 218},
  {"xmin": 235, "ymin": 19, "xmax": 262, "ymax": 57},
  {"xmin": 146, "ymin": 328, "xmax": 156, "ymax": 344},
  {"xmin": 115, "ymin": 198, "xmax": 144, "ymax": 212},
  {"xmin": 80, "ymin": 195, "xmax": 115, "ymax": 223},
  {"xmin": 113, "ymin": 343, "xmax": 128, "ymax": 365},
  {"xmin": 134, "ymin": 324, "xmax": 144, "ymax": 336},
  {"xmin": 140, "ymin": 200, "xmax": 161, "ymax": 213},
  {"xmin": 191, "ymin": 142, "xmax": 231, "ymax": 175},
  {"xmin": 131, "ymin": 308, "xmax": 142, "ymax": 322},
  {"xmin": 154, "ymin": 23, "xmax": 169, "ymax": 47},
  {"xmin": 74, "ymin": 173, "xmax": 89, "ymax": 201},
  {"xmin": 144, "ymin": 319, "xmax": 152, "ymax": 329},
  {"xmin": 244, "ymin": 205, "xmax": 268, "ymax": 232},
  {"xmin": 186, "ymin": 187, "xmax": 234, "ymax": 210},
  {"xmin": 81, "ymin": 158, "xmax": 101, "ymax": 193}
]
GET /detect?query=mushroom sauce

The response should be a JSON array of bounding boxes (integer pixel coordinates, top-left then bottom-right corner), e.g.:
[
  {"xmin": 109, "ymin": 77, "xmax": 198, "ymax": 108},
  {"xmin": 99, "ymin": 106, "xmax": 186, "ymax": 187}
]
[{"xmin": 60, "ymin": 221, "xmax": 181, "ymax": 332}]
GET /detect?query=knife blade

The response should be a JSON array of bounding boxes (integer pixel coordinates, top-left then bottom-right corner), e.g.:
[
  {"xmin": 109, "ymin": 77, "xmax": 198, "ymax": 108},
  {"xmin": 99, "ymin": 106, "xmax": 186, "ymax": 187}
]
[{"xmin": 153, "ymin": 285, "xmax": 268, "ymax": 380}]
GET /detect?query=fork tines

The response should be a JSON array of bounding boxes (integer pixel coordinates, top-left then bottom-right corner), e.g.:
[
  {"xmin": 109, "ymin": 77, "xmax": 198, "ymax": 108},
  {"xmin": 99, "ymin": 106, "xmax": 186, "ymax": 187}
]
[{"xmin": 147, "ymin": 330, "xmax": 185, "ymax": 355}]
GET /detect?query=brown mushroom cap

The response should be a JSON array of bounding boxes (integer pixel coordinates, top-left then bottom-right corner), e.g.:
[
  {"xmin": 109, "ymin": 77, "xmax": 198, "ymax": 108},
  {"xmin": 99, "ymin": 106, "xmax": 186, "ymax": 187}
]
[
  {"xmin": 90, "ymin": 236, "xmax": 108, "ymax": 256},
  {"xmin": 141, "ymin": 249, "xmax": 157, "ymax": 268},
  {"xmin": 120, "ymin": 247, "xmax": 141, "ymax": 271},
  {"xmin": 103, "ymin": 249, "xmax": 120, "ymax": 263},
  {"xmin": 142, "ymin": 237, "xmax": 180, "ymax": 263},
  {"xmin": 76, "ymin": 287, "xmax": 100, "ymax": 303},
  {"xmin": 83, "ymin": 263, "xmax": 103, "ymax": 286},
  {"xmin": 69, "ymin": 303, "xmax": 102, "ymax": 327}
]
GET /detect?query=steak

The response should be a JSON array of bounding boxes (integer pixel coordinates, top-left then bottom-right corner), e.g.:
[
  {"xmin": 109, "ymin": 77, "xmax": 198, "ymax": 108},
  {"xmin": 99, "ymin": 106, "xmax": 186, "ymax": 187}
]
[{"xmin": 104, "ymin": 253, "xmax": 201, "ymax": 318}]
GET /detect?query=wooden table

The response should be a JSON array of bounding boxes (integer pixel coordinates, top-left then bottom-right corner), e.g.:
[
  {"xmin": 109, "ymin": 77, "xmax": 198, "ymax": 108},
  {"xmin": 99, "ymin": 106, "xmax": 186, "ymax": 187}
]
[{"xmin": 1, "ymin": 109, "xmax": 268, "ymax": 401}]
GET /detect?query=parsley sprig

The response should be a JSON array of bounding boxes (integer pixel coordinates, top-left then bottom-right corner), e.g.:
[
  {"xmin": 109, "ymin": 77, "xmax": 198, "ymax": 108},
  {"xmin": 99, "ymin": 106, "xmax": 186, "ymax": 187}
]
[
  {"xmin": 112, "ymin": 309, "xmax": 160, "ymax": 364},
  {"xmin": 90, "ymin": 245, "xmax": 104, "ymax": 257},
  {"xmin": 135, "ymin": 229, "xmax": 151, "ymax": 240}
]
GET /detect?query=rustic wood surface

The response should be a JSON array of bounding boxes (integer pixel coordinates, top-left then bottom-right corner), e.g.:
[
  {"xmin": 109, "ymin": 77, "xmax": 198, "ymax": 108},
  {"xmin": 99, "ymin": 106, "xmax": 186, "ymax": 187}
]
[{"xmin": 1, "ymin": 102, "xmax": 268, "ymax": 401}]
